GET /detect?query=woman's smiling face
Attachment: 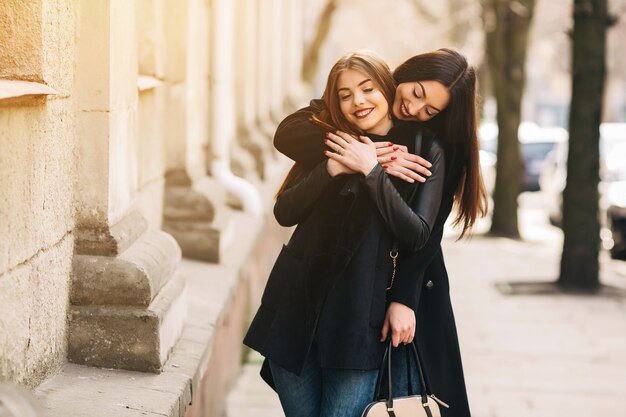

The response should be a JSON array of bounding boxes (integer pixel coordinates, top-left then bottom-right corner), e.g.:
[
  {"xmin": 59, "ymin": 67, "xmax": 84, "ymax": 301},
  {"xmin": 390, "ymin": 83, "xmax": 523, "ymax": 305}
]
[
  {"xmin": 392, "ymin": 80, "xmax": 450, "ymax": 122},
  {"xmin": 337, "ymin": 69, "xmax": 393, "ymax": 136}
]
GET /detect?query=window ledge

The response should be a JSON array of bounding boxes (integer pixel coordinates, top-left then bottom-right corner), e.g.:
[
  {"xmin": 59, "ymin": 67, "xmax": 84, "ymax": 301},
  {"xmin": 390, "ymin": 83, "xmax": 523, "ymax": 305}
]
[
  {"xmin": 138, "ymin": 75, "xmax": 162, "ymax": 92},
  {"xmin": 0, "ymin": 79, "xmax": 59, "ymax": 100}
]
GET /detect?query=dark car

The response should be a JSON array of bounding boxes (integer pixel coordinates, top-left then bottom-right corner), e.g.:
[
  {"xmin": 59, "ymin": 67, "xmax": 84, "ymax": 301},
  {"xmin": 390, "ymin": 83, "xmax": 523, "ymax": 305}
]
[{"xmin": 519, "ymin": 123, "xmax": 568, "ymax": 192}]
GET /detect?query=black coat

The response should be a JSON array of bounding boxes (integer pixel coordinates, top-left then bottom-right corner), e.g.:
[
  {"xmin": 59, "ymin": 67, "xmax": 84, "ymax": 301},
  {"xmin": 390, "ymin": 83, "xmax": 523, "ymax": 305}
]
[
  {"xmin": 267, "ymin": 101, "xmax": 472, "ymax": 417},
  {"xmin": 244, "ymin": 122, "xmax": 445, "ymax": 375}
]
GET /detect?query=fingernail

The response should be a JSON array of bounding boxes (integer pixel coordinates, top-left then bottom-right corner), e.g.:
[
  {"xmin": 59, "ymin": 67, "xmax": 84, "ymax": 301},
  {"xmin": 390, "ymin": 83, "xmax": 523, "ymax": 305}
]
[
  {"xmin": 389, "ymin": 142, "xmax": 394, "ymax": 146},
  {"xmin": 324, "ymin": 139, "xmax": 328, "ymax": 143},
  {"xmin": 426, "ymin": 170, "xmax": 432, "ymax": 175},
  {"xmin": 382, "ymin": 165, "xmax": 388, "ymax": 169},
  {"xmin": 391, "ymin": 156, "xmax": 397, "ymax": 161},
  {"xmin": 326, "ymin": 132, "xmax": 330, "ymax": 137},
  {"xmin": 393, "ymin": 146, "xmax": 399, "ymax": 151}
]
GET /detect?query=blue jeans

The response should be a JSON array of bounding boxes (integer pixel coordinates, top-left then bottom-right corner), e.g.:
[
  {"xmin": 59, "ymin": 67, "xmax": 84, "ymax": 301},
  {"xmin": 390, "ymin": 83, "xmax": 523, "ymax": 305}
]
[
  {"xmin": 269, "ymin": 344, "xmax": 378, "ymax": 417},
  {"xmin": 269, "ymin": 344, "xmax": 422, "ymax": 417}
]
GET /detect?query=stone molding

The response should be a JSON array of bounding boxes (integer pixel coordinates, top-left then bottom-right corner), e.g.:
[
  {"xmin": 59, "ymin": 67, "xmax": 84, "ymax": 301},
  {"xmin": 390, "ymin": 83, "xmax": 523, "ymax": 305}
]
[
  {"xmin": 71, "ymin": 229, "xmax": 181, "ymax": 306},
  {"xmin": 74, "ymin": 210, "xmax": 148, "ymax": 257}
]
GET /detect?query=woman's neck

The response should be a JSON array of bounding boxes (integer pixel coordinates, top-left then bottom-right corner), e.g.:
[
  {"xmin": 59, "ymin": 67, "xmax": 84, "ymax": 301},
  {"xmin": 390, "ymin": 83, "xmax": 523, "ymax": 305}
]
[{"xmin": 365, "ymin": 117, "xmax": 394, "ymax": 137}]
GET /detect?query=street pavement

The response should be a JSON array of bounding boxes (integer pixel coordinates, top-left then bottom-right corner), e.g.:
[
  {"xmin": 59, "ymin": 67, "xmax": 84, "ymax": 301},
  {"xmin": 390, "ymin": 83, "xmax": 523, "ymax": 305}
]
[{"xmin": 225, "ymin": 193, "xmax": 626, "ymax": 417}]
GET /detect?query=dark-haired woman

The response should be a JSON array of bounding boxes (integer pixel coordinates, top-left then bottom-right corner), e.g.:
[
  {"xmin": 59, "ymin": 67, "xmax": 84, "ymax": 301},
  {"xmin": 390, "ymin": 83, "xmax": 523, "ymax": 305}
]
[{"xmin": 271, "ymin": 48, "xmax": 488, "ymax": 417}]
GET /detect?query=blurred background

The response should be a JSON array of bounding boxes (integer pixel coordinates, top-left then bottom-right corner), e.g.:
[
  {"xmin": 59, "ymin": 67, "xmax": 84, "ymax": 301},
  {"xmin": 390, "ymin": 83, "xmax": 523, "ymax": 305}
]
[{"xmin": 1, "ymin": 0, "xmax": 625, "ymax": 416}]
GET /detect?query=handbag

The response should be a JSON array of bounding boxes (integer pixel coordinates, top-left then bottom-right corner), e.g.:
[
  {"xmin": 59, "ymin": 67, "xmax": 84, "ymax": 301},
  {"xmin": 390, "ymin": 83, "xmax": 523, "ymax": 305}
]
[{"xmin": 361, "ymin": 340, "xmax": 449, "ymax": 417}]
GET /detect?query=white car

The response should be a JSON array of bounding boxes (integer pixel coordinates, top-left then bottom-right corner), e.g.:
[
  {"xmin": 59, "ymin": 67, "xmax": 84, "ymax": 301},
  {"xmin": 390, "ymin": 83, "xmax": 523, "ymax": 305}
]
[
  {"xmin": 538, "ymin": 123, "xmax": 626, "ymax": 259},
  {"xmin": 479, "ymin": 121, "xmax": 568, "ymax": 193}
]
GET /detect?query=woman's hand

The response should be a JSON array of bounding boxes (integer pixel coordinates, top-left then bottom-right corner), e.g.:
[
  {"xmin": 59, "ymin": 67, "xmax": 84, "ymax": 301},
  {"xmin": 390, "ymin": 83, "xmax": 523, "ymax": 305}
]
[
  {"xmin": 326, "ymin": 158, "xmax": 355, "ymax": 177},
  {"xmin": 375, "ymin": 142, "xmax": 432, "ymax": 183},
  {"xmin": 324, "ymin": 131, "xmax": 378, "ymax": 176},
  {"xmin": 380, "ymin": 301, "xmax": 416, "ymax": 348}
]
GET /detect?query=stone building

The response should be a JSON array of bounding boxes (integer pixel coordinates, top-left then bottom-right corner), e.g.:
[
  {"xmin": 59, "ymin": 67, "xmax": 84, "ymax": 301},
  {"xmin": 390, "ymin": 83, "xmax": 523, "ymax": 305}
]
[{"xmin": 0, "ymin": 0, "xmax": 305, "ymax": 416}]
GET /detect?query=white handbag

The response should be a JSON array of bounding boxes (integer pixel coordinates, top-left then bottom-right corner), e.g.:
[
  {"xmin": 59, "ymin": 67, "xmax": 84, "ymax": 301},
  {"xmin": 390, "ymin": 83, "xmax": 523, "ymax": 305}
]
[{"xmin": 361, "ymin": 341, "xmax": 449, "ymax": 417}]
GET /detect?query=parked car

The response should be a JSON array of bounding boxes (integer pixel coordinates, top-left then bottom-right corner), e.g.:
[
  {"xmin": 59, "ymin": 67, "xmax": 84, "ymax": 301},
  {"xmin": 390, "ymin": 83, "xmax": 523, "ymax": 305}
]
[
  {"xmin": 603, "ymin": 142, "xmax": 626, "ymax": 259},
  {"xmin": 519, "ymin": 123, "xmax": 568, "ymax": 191},
  {"xmin": 538, "ymin": 123, "xmax": 626, "ymax": 260},
  {"xmin": 539, "ymin": 140, "xmax": 567, "ymax": 226},
  {"xmin": 478, "ymin": 121, "xmax": 567, "ymax": 192},
  {"xmin": 479, "ymin": 149, "xmax": 496, "ymax": 196}
]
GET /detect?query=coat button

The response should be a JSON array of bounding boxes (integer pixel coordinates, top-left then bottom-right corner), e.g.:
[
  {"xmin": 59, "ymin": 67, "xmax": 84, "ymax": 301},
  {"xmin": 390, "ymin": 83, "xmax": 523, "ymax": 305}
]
[{"xmin": 426, "ymin": 280, "xmax": 434, "ymax": 289}]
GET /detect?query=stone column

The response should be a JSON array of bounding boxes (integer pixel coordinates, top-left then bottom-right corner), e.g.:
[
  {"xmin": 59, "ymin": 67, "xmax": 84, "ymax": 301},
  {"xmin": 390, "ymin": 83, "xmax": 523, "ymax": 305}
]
[
  {"xmin": 254, "ymin": 0, "xmax": 279, "ymax": 140},
  {"xmin": 269, "ymin": 0, "xmax": 286, "ymax": 124},
  {"xmin": 161, "ymin": 0, "xmax": 231, "ymax": 263},
  {"xmin": 284, "ymin": 0, "xmax": 308, "ymax": 111},
  {"xmin": 209, "ymin": 0, "xmax": 263, "ymax": 216},
  {"xmin": 70, "ymin": 0, "xmax": 186, "ymax": 372},
  {"xmin": 137, "ymin": 0, "xmax": 166, "ymax": 229},
  {"xmin": 0, "ymin": 0, "xmax": 76, "ymax": 387},
  {"xmin": 232, "ymin": 0, "xmax": 270, "ymax": 180}
]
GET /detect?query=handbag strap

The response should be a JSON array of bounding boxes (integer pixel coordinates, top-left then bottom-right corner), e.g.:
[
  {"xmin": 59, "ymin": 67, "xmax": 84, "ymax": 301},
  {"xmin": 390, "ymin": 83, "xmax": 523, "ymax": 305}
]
[
  {"xmin": 387, "ymin": 128, "xmax": 433, "ymax": 281},
  {"xmin": 374, "ymin": 340, "xmax": 433, "ymax": 415},
  {"xmin": 374, "ymin": 338, "xmax": 431, "ymax": 402}
]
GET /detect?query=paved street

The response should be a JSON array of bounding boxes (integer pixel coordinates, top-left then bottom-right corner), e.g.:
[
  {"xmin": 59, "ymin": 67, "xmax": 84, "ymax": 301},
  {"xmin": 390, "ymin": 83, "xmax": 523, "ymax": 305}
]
[{"xmin": 226, "ymin": 193, "xmax": 626, "ymax": 417}]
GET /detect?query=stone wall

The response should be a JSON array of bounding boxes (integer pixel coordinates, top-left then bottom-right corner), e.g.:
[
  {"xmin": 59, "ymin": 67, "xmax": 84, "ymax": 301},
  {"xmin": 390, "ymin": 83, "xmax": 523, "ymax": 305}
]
[
  {"xmin": 0, "ymin": 0, "xmax": 76, "ymax": 388},
  {"xmin": 1, "ymin": 1, "xmax": 307, "ymax": 415}
]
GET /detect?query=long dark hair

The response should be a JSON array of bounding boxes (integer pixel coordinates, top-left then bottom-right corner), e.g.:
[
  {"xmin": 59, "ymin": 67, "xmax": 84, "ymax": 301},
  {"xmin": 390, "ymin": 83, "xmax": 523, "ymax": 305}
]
[
  {"xmin": 394, "ymin": 48, "xmax": 488, "ymax": 238},
  {"xmin": 276, "ymin": 51, "xmax": 395, "ymax": 198}
]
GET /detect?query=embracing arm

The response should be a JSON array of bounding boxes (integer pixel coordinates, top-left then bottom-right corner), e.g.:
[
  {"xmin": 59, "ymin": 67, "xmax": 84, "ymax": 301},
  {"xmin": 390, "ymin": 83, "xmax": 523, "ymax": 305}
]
[
  {"xmin": 274, "ymin": 99, "xmax": 327, "ymax": 169},
  {"xmin": 363, "ymin": 140, "xmax": 445, "ymax": 252},
  {"xmin": 273, "ymin": 161, "xmax": 334, "ymax": 227}
]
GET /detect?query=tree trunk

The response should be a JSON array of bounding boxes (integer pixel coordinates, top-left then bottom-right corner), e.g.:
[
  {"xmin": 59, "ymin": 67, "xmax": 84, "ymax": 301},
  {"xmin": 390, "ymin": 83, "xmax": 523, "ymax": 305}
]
[
  {"xmin": 483, "ymin": 0, "xmax": 536, "ymax": 238},
  {"xmin": 558, "ymin": 0, "xmax": 608, "ymax": 291},
  {"xmin": 302, "ymin": 0, "xmax": 337, "ymax": 86}
]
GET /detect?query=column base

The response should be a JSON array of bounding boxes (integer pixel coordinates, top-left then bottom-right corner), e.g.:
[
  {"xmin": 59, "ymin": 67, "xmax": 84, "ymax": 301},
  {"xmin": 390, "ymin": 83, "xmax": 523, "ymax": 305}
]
[
  {"xmin": 163, "ymin": 175, "xmax": 235, "ymax": 263},
  {"xmin": 235, "ymin": 125, "xmax": 273, "ymax": 180},
  {"xmin": 231, "ymin": 135, "xmax": 263, "ymax": 181},
  {"xmin": 68, "ymin": 271, "xmax": 187, "ymax": 372},
  {"xmin": 69, "ymin": 222, "xmax": 186, "ymax": 373}
]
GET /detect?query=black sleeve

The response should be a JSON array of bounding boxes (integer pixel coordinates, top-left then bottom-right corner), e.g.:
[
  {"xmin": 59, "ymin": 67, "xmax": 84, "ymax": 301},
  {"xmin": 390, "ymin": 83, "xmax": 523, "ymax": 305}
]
[
  {"xmin": 273, "ymin": 99, "xmax": 328, "ymax": 170},
  {"xmin": 273, "ymin": 161, "xmax": 334, "ymax": 227},
  {"xmin": 386, "ymin": 189, "xmax": 454, "ymax": 308},
  {"xmin": 362, "ymin": 140, "xmax": 445, "ymax": 252}
]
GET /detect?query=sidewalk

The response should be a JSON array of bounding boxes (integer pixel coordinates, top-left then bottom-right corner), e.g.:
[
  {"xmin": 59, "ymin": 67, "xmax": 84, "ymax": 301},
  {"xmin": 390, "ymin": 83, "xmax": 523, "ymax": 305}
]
[{"xmin": 226, "ymin": 195, "xmax": 626, "ymax": 417}]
